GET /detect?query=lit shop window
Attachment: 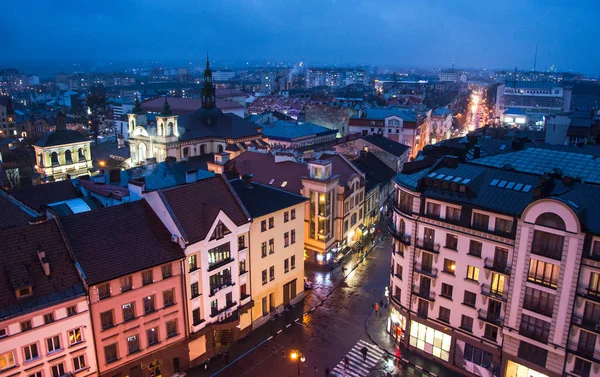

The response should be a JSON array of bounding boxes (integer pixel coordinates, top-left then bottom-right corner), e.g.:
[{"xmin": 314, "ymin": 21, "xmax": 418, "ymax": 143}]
[{"xmin": 409, "ymin": 321, "xmax": 451, "ymax": 361}]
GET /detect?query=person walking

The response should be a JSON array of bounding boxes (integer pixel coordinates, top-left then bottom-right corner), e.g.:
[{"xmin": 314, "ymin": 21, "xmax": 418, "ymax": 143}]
[
  {"xmin": 374, "ymin": 302, "xmax": 379, "ymax": 317},
  {"xmin": 344, "ymin": 356, "xmax": 349, "ymax": 369},
  {"xmin": 361, "ymin": 346, "xmax": 368, "ymax": 362}
]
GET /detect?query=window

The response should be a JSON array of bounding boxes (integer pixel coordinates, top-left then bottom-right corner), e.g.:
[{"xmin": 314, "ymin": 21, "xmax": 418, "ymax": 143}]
[
  {"xmin": 192, "ymin": 309, "xmax": 202, "ymax": 326},
  {"xmin": 44, "ymin": 313, "xmax": 55, "ymax": 324},
  {"xmin": 68, "ymin": 328, "xmax": 82, "ymax": 345},
  {"xmin": 468, "ymin": 240, "xmax": 482, "ymax": 257},
  {"xmin": 240, "ymin": 283, "xmax": 247, "ymax": 298},
  {"xmin": 210, "ymin": 300, "xmax": 218, "ymax": 316},
  {"xmin": 284, "ymin": 211, "xmax": 289, "ymax": 222},
  {"xmin": 98, "ymin": 283, "xmax": 111, "ymax": 300},
  {"xmin": 147, "ymin": 327, "xmax": 159, "ymax": 346},
  {"xmin": 528, "ymin": 259, "xmax": 559, "ymax": 288},
  {"xmin": 417, "ymin": 299, "xmax": 429, "ymax": 318},
  {"xmin": 104, "ymin": 344, "xmax": 118, "ymax": 364},
  {"xmin": 142, "ymin": 269, "xmax": 153, "ymax": 285},
  {"xmin": 472, "ymin": 212, "xmax": 489, "ymax": 231},
  {"xmin": 0, "ymin": 351, "xmax": 15, "ymax": 370},
  {"xmin": 208, "ymin": 243, "xmax": 231, "ymax": 267},
  {"xmin": 127, "ymin": 334, "xmax": 139, "ymax": 354},
  {"xmin": 238, "ymin": 235, "xmax": 246, "ymax": 249},
  {"xmin": 0, "ymin": 328, "xmax": 6, "ymax": 338},
  {"xmin": 210, "ymin": 221, "xmax": 231, "ymax": 240},
  {"xmin": 484, "ymin": 324, "xmax": 498, "ymax": 341},
  {"xmin": 191, "ymin": 282, "xmax": 199, "ymax": 298},
  {"xmin": 291, "ymin": 209, "xmax": 296, "ymax": 219},
  {"xmin": 519, "ymin": 314, "xmax": 551, "ymax": 343},
  {"xmin": 46, "ymin": 335, "xmax": 61, "ymax": 353},
  {"xmin": 291, "ymin": 229, "xmax": 296, "ymax": 244},
  {"xmin": 445, "ymin": 234, "xmax": 458, "ymax": 250},
  {"xmin": 523, "ymin": 287, "xmax": 555, "ymax": 317},
  {"xmin": 261, "ymin": 241, "xmax": 267, "ymax": 257},
  {"xmin": 426, "ymin": 202, "xmax": 441, "ymax": 218},
  {"xmin": 143, "ymin": 295, "xmax": 155, "ymax": 314},
  {"xmin": 284, "ymin": 258, "xmax": 289, "ymax": 273},
  {"xmin": 517, "ymin": 341, "xmax": 548, "ymax": 368},
  {"xmin": 439, "ymin": 307, "xmax": 450, "ymax": 323},
  {"xmin": 269, "ymin": 217, "xmax": 274, "ymax": 229},
  {"xmin": 535, "ymin": 212, "xmax": 566, "ymax": 230},
  {"xmin": 494, "ymin": 218, "xmax": 513, "ymax": 235},
  {"xmin": 24, "ymin": 343, "xmax": 39, "ymax": 361},
  {"xmin": 466, "ymin": 266, "xmax": 479, "ymax": 281},
  {"xmin": 261, "ymin": 220, "xmax": 267, "ymax": 232},
  {"xmin": 21, "ymin": 320, "xmax": 32, "ymax": 332},
  {"xmin": 122, "ymin": 302, "xmax": 135, "ymax": 321},
  {"xmin": 67, "ymin": 305, "xmax": 77, "ymax": 316},
  {"xmin": 167, "ymin": 320, "xmax": 177, "ymax": 338},
  {"xmin": 188, "ymin": 255, "xmax": 197, "ymax": 272},
  {"xmin": 399, "ymin": 191, "xmax": 413, "ymax": 213},
  {"xmin": 441, "ymin": 283, "xmax": 453, "ymax": 299},
  {"xmin": 446, "ymin": 206, "xmax": 461, "ymax": 222},
  {"xmin": 463, "ymin": 291, "xmax": 476, "ymax": 307},
  {"xmin": 73, "ymin": 355, "xmax": 86, "ymax": 371},
  {"xmin": 443, "ymin": 259, "xmax": 456, "ymax": 275},
  {"xmin": 351, "ymin": 213, "xmax": 357, "ymax": 226},
  {"xmin": 162, "ymin": 264, "xmax": 172, "ymax": 279},
  {"xmin": 100, "ymin": 310, "xmax": 114, "ymax": 330},
  {"xmin": 262, "ymin": 270, "xmax": 267, "ymax": 285},
  {"xmin": 120, "ymin": 276, "xmax": 132, "ymax": 292},
  {"xmin": 262, "ymin": 297, "xmax": 268, "ymax": 316},
  {"xmin": 531, "ymin": 230, "xmax": 564, "ymax": 260},
  {"xmin": 344, "ymin": 220, "xmax": 348, "ymax": 233},
  {"xmin": 284, "ymin": 232, "xmax": 290, "ymax": 247},
  {"xmin": 163, "ymin": 289, "xmax": 175, "ymax": 307},
  {"xmin": 592, "ymin": 240, "xmax": 600, "ymax": 259},
  {"xmin": 460, "ymin": 315, "xmax": 473, "ymax": 332},
  {"xmin": 269, "ymin": 239, "xmax": 275, "ymax": 254},
  {"xmin": 573, "ymin": 357, "xmax": 592, "ymax": 377},
  {"xmin": 239, "ymin": 260, "xmax": 246, "ymax": 274},
  {"xmin": 269, "ymin": 266, "xmax": 275, "ymax": 281},
  {"xmin": 51, "ymin": 363, "xmax": 65, "ymax": 377},
  {"xmin": 291, "ymin": 256, "xmax": 296, "ymax": 270},
  {"xmin": 463, "ymin": 344, "xmax": 492, "ymax": 368}
]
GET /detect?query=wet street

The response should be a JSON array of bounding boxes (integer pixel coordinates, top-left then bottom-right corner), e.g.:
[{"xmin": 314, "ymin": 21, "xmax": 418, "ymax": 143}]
[{"xmin": 211, "ymin": 235, "xmax": 416, "ymax": 377}]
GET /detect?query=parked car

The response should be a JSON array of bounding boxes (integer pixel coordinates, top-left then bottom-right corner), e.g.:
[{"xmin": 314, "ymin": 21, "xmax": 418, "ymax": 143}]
[{"xmin": 304, "ymin": 277, "xmax": 313, "ymax": 289}]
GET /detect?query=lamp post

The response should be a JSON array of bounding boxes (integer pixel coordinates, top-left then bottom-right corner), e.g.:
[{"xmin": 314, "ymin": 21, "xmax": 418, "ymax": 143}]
[{"xmin": 290, "ymin": 349, "xmax": 305, "ymax": 377}]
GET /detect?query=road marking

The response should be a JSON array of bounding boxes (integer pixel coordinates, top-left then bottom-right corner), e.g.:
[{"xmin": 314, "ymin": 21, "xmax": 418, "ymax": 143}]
[{"xmin": 330, "ymin": 339, "xmax": 385, "ymax": 377}]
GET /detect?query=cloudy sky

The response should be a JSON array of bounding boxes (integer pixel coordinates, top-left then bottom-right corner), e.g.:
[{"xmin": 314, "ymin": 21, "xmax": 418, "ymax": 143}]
[{"xmin": 2, "ymin": 0, "xmax": 599, "ymax": 74}]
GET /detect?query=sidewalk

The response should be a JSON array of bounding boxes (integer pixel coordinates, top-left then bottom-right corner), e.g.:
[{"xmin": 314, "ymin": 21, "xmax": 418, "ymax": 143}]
[
  {"xmin": 187, "ymin": 302, "xmax": 305, "ymax": 377},
  {"xmin": 366, "ymin": 308, "xmax": 454, "ymax": 377}
]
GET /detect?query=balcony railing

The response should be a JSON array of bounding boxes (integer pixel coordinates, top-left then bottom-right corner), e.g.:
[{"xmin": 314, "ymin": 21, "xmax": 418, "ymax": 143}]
[
  {"xmin": 481, "ymin": 284, "xmax": 507, "ymax": 301},
  {"xmin": 414, "ymin": 262, "xmax": 438, "ymax": 278},
  {"xmin": 572, "ymin": 314, "xmax": 600, "ymax": 332},
  {"xmin": 394, "ymin": 203, "xmax": 413, "ymax": 216},
  {"xmin": 567, "ymin": 341, "xmax": 600, "ymax": 363},
  {"xmin": 577, "ymin": 285, "xmax": 600, "ymax": 303},
  {"xmin": 518, "ymin": 327, "xmax": 549, "ymax": 344},
  {"xmin": 416, "ymin": 239, "xmax": 440, "ymax": 254},
  {"xmin": 523, "ymin": 301, "xmax": 553, "ymax": 317},
  {"xmin": 207, "ymin": 257, "xmax": 234, "ymax": 272},
  {"xmin": 388, "ymin": 223, "xmax": 411, "ymax": 245},
  {"xmin": 209, "ymin": 281, "xmax": 235, "ymax": 297},
  {"xmin": 390, "ymin": 295, "xmax": 401, "ymax": 308},
  {"xmin": 477, "ymin": 309, "xmax": 504, "ymax": 326},
  {"xmin": 412, "ymin": 286, "xmax": 436, "ymax": 301},
  {"xmin": 483, "ymin": 258, "xmax": 511, "ymax": 275},
  {"xmin": 210, "ymin": 300, "xmax": 238, "ymax": 318}
]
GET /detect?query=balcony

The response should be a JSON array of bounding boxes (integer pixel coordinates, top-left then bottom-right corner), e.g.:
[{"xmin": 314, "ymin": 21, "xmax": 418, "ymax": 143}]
[
  {"xmin": 414, "ymin": 262, "xmax": 438, "ymax": 278},
  {"xmin": 572, "ymin": 314, "xmax": 600, "ymax": 333},
  {"xmin": 390, "ymin": 295, "xmax": 401, "ymax": 308},
  {"xmin": 388, "ymin": 223, "xmax": 411, "ymax": 245},
  {"xmin": 481, "ymin": 284, "xmax": 507, "ymax": 301},
  {"xmin": 210, "ymin": 300, "xmax": 238, "ymax": 318},
  {"xmin": 483, "ymin": 258, "xmax": 511, "ymax": 275},
  {"xmin": 567, "ymin": 341, "xmax": 600, "ymax": 363},
  {"xmin": 391, "ymin": 247, "xmax": 404, "ymax": 258},
  {"xmin": 577, "ymin": 285, "xmax": 600, "ymax": 303},
  {"xmin": 394, "ymin": 203, "xmax": 413, "ymax": 216},
  {"xmin": 416, "ymin": 239, "xmax": 440, "ymax": 254},
  {"xmin": 207, "ymin": 257, "xmax": 234, "ymax": 272},
  {"xmin": 209, "ymin": 282, "xmax": 235, "ymax": 297},
  {"xmin": 523, "ymin": 302, "xmax": 554, "ymax": 318},
  {"xmin": 477, "ymin": 309, "xmax": 503, "ymax": 327},
  {"xmin": 412, "ymin": 286, "xmax": 436, "ymax": 302}
]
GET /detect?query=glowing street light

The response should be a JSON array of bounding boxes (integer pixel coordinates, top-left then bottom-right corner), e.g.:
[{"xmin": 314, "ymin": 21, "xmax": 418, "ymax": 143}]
[{"xmin": 290, "ymin": 350, "xmax": 305, "ymax": 377}]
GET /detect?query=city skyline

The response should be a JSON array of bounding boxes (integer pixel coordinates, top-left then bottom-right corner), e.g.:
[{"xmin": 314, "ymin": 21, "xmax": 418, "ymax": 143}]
[{"xmin": 2, "ymin": 0, "xmax": 600, "ymax": 75}]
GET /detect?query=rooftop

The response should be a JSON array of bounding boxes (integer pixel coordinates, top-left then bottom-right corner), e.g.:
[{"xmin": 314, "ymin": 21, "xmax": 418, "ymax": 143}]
[
  {"xmin": 261, "ymin": 120, "xmax": 336, "ymax": 141},
  {"xmin": 229, "ymin": 178, "xmax": 307, "ymax": 218},
  {"xmin": 10, "ymin": 180, "xmax": 80, "ymax": 210},
  {"xmin": 141, "ymin": 97, "xmax": 244, "ymax": 115},
  {"xmin": 352, "ymin": 152, "xmax": 396, "ymax": 193},
  {"xmin": 0, "ymin": 190, "xmax": 38, "ymax": 229},
  {"xmin": 34, "ymin": 129, "xmax": 88, "ymax": 148},
  {"xmin": 353, "ymin": 108, "xmax": 421, "ymax": 122},
  {"xmin": 361, "ymin": 134, "xmax": 411, "ymax": 157}
]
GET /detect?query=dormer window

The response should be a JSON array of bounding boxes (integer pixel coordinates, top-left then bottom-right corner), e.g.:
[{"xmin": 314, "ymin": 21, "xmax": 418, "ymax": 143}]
[
  {"xmin": 210, "ymin": 221, "xmax": 231, "ymax": 241},
  {"xmin": 16, "ymin": 286, "xmax": 32, "ymax": 298}
]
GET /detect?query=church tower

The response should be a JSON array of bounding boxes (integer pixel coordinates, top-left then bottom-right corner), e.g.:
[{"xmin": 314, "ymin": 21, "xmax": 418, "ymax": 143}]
[
  {"xmin": 201, "ymin": 53, "xmax": 216, "ymax": 110},
  {"xmin": 127, "ymin": 96, "xmax": 147, "ymax": 135},
  {"xmin": 156, "ymin": 97, "xmax": 179, "ymax": 138}
]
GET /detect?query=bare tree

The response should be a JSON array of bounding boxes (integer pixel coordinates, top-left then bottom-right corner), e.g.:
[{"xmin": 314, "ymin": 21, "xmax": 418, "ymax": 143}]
[{"xmin": 87, "ymin": 84, "xmax": 111, "ymax": 145}]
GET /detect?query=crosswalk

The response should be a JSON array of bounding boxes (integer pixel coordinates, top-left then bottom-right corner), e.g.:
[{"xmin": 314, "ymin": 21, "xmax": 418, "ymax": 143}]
[{"xmin": 331, "ymin": 339, "xmax": 386, "ymax": 377}]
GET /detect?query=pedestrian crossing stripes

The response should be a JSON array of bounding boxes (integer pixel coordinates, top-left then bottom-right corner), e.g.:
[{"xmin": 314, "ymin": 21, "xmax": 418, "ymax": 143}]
[{"xmin": 331, "ymin": 339, "xmax": 386, "ymax": 377}]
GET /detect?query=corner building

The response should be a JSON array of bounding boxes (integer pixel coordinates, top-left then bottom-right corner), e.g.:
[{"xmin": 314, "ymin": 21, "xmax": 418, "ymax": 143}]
[{"xmin": 389, "ymin": 146, "xmax": 600, "ymax": 377}]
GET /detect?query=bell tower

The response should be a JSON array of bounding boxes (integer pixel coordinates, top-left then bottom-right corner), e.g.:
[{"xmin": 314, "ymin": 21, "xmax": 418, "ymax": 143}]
[
  {"xmin": 201, "ymin": 52, "xmax": 216, "ymax": 110},
  {"xmin": 127, "ymin": 96, "xmax": 147, "ymax": 135},
  {"xmin": 156, "ymin": 97, "xmax": 179, "ymax": 138}
]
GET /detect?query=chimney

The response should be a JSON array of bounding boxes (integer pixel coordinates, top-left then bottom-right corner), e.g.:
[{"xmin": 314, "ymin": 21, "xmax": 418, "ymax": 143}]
[
  {"xmin": 128, "ymin": 178, "xmax": 146, "ymax": 200},
  {"xmin": 473, "ymin": 145, "xmax": 481, "ymax": 159},
  {"xmin": 109, "ymin": 169, "xmax": 121, "ymax": 184},
  {"xmin": 185, "ymin": 169, "xmax": 197, "ymax": 184},
  {"xmin": 37, "ymin": 249, "xmax": 50, "ymax": 276},
  {"xmin": 56, "ymin": 111, "xmax": 66, "ymax": 131},
  {"xmin": 215, "ymin": 152, "xmax": 230, "ymax": 166},
  {"xmin": 242, "ymin": 173, "xmax": 253, "ymax": 188}
]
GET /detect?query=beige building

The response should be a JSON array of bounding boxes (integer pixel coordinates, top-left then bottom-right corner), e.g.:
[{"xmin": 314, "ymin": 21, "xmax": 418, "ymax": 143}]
[
  {"xmin": 33, "ymin": 111, "xmax": 92, "ymax": 181},
  {"xmin": 230, "ymin": 177, "xmax": 306, "ymax": 328}
]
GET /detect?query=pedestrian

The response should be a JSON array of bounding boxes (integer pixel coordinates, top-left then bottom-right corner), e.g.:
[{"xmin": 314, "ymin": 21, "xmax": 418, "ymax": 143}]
[
  {"xmin": 361, "ymin": 346, "xmax": 368, "ymax": 362},
  {"xmin": 374, "ymin": 302, "xmax": 379, "ymax": 317},
  {"xmin": 379, "ymin": 299, "xmax": 384, "ymax": 309},
  {"xmin": 224, "ymin": 350, "xmax": 229, "ymax": 364},
  {"xmin": 325, "ymin": 366, "xmax": 330, "ymax": 376},
  {"xmin": 344, "ymin": 356, "xmax": 349, "ymax": 369}
]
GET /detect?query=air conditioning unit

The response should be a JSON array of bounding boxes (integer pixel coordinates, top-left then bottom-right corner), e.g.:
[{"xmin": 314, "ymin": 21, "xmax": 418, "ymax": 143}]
[
  {"xmin": 226, "ymin": 311, "xmax": 232, "ymax": 318},
  {"xmin": 218, "ymin": 314, "xmax": 225, "ymax": 322}
]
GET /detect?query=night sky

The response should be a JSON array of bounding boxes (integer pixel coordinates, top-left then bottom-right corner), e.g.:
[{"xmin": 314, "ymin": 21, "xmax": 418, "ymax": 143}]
[{"xmin": 3, "ymin": 0, "xmax": 599, "ymax": 74}]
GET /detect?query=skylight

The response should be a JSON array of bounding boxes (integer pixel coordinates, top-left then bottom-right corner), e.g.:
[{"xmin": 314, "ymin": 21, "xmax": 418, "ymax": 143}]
[
  {"xmin": 522, "ymin": 185, "xmax": 532, "ymax": 192},
  {"xmin": 269, "ymin": 178, "xmax": 275, "ymax": 185},
  {"xmin": 490, "ymin": 179, "xmax": 499, "ymax": 186},
  {"xmin": 514, "ymin": 183, "xmax": 523, "ymax": 191},
  {"xmin": 498, "ymin": 180, "xmax": 507, "ymax": 188},
  {"xmin": 506, "ymin": 182, "xmax": 516, "ymax": 189},
  {"xmin": 281, "ymin": 181, "xmax": 288, "ymax": 188},
  {"xmin": 428, "ymin": 172, "xmax": 438, "ymax": 178},
  {"xmin": 461, "ymin": 178, "xmax": 471, "ymax": 184}
]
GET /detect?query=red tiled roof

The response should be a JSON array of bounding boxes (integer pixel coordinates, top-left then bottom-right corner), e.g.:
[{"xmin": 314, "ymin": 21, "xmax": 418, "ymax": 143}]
[
  {"xmin": 142, "ymin": 97, "xmax": 244, "ymax": 115},
  {"xmin": 159, "ymin": 176, "xmax": 249, "ymax": 244},
  {"xmin": 216, "ymin": 89, "xmax": 248, "ymax": 99},
  {"xmin": 78, "ymin": 179, "xmax": 129, "ymax": 200}
]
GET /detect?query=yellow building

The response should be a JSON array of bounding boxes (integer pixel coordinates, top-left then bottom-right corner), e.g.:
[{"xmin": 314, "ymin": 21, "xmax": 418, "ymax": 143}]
[{"xmin": 229, "ymin": 176, "xmax": 307, "ymax": 328}]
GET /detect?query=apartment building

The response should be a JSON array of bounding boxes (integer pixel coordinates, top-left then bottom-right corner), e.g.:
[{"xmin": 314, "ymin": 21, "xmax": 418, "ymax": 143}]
[
  {"xmin": 144, "ymin": 176, "xmax": 253, "ymax": 367},
  {"xmin": 229, "ymin": 177, "xmax": 306, "ymax": 328},
  {"xmin": 0, "ymin": 220, "xmax": 98, "ymax": 377},
  {"xmin": 388, "ymin": 146, "xmax": 600, "ymax": 377},
  {"xmin": 60, "ymin": 202, "xmax": 187, "ymax": 377}
]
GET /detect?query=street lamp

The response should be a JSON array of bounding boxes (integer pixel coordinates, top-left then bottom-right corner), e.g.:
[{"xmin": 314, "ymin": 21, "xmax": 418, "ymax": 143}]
[{"xmin": 290, "ymin": 350, "xmax": 305, "ymax": 377}]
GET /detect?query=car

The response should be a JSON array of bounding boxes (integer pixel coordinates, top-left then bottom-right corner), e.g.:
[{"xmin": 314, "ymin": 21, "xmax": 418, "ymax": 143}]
[{"xmin": 304, "ymin": 277, "xmax": 313, "ymax": 289}]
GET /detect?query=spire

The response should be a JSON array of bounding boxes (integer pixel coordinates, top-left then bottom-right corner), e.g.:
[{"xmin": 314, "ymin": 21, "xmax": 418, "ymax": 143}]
[
  {"xmin": 206, "ymin": 50, "xmax": 210, "ymax": 69},
  {"xmin": 202, "ymin": 52, "xmax": 216, "ymax": 110},
  {"xmin": 160, "ymin": 96, "xmax": 172, "ymax": 116}
]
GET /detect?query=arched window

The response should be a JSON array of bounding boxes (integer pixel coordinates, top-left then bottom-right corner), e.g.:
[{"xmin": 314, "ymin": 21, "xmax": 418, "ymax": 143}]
[
  {"xmin": 138, "ymin": 143, "xmax": 147, "ymax": 163},
  {"xmin": 65, "ymin": 150, "xmax": 73, "ymax": 164},
  {"xmin": 167, "ymin": 122, "xmax": 174, "ymax": 136},
  {"xmin": 51, "ymin": 152, "xmax": 59, "ymax": 166},
  {"xmin": 78, "ymin": 148, "xmax": 85, "ymax": 160},
  {"xmin": 535, "ymin": 212, "xmax": 566, "ymax": 231},
  {"xmin": 399, "ymin": 219, "xmax": 406, "ymax": 235},
  {"xmin": 159, "ymin": 123, "xmax": 164, "ymax": 136},
  {"xmin": 217, "ymin": 144, "xmax": 224, "ymax": 153},
  {"xmin": 200, "ymin": 144, "xmax": 207, "ymax": 155},
  {"xmin": 183, "ymin": 147, "xmax": 190, "ymax": 159}
]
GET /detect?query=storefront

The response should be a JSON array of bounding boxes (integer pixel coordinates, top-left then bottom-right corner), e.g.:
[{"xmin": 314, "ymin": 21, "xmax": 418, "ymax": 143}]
[
  {"xmin": 505, "ymin": 360, "xmax": 549, "ymax": 377},
  {"xmin": 409, "ymin": 320, "xmax": 452, "ymax": 362},
  {"xmin": 387, "ymin": 307, "xmax": 407, "ymax": 343}
]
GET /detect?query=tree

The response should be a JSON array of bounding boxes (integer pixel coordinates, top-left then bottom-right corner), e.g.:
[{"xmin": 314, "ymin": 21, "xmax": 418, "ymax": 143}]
[
  {"xmin": 0, "ymin": 162, "xmax": 20, "ymax": 189},
  {"xmin": 87, "ymin": 84, "xmax": 110, "ymax": 145}
]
